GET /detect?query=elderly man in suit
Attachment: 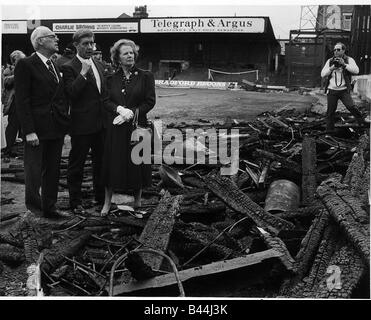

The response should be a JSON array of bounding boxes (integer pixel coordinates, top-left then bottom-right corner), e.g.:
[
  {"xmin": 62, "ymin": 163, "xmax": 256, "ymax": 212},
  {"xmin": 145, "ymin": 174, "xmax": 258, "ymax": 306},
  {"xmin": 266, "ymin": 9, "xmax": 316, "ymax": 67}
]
[
  {"xmin": 61, "ymin": 29, "xmax": 109, "ymax": 215},
  {"xmin": 15, "ymin": 26, "xmax": 70, "ymax": 218}
]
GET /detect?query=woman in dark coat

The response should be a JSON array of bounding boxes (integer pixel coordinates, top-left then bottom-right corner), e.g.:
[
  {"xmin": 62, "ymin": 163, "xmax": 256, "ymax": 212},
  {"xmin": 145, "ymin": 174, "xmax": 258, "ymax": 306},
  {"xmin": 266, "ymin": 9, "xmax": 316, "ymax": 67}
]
[{"xmin": 101, "ymin": 39, "xmax": 156, "ymax": 215}]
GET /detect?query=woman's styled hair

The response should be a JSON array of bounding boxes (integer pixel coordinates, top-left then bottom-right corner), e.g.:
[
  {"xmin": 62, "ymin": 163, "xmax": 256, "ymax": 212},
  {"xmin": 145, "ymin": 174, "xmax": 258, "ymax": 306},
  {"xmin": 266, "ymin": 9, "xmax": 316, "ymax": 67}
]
[
  {"xmin": 110, "ymin": 39, "xmax": 139, "ymax": 67},
  {"xmin": 10, "ymin": 50, "xmax": 25, "ymax": 64}
]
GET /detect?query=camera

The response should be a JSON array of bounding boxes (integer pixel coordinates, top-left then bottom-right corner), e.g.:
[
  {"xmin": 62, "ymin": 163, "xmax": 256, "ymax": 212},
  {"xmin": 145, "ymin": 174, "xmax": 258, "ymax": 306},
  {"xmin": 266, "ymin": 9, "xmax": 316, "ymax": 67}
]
[{"xmin": 330, "ymin": 57, "xmax": 342, "ymax": 68}]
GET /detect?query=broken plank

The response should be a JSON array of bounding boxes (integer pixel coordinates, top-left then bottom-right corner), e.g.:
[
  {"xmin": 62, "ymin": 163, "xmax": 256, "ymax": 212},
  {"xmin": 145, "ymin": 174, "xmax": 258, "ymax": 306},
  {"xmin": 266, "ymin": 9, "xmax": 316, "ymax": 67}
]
[
  {"xmin": 317, "ymin": 178, "xmax": 369, "ymax": 265},
  {"xmin": 257, "ymin": 227, "xmax": 296, "ymax": 272},
  {"xmin": 112, "ymin": 248, "xmax": 283, "ymax": 295},
  {"xmin": 302, "ymin": 136, "xmax": 317, "ymax": 205},
  {"xmin": 139, "ymin": 190, "xmax": 183, "ymax": 270},
  {"xmin": 203, "ymin": 174, "xmax": 294, "ymax": 235},
  {"xmin": 258, "ymin": 162, "xmax": 270, "ymax": 188},
  {"xmin": 41, "ymin": 231, "xmax": 92, "ymax": 275}
]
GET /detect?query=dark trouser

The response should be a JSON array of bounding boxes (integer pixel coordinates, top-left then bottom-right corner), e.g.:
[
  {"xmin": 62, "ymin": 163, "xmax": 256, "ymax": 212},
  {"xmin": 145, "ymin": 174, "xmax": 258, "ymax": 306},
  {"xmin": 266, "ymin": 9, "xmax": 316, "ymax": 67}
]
[
  {"xmin": 67, "ymin": 131, "xmax": 105, "ymax": 208},
  {"xmin": 326, "ymin": 89, "xmax": 364, "ymax": 131},
  {"xmin": 5, "ymin": 111, "xmax": 21, "ymax": 154},
  {"xmin": 24, "ymin": 138, "xmax": 64, "ymax": 215}
]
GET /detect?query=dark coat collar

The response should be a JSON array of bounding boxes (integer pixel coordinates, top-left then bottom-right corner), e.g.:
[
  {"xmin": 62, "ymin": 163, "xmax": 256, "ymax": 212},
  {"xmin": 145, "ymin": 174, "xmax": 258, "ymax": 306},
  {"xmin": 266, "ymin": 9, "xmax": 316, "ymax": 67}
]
[{"xmin": 31, "ymin": 53, "xmax": 61, "ymax": 89}]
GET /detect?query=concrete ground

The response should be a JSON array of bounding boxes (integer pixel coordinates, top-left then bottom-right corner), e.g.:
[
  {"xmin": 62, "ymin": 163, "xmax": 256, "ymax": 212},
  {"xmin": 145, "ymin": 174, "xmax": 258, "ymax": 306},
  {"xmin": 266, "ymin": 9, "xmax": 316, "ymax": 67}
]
[{"xmin": 150, "ymin": 86, "xmax": 317, "ymax": 125}]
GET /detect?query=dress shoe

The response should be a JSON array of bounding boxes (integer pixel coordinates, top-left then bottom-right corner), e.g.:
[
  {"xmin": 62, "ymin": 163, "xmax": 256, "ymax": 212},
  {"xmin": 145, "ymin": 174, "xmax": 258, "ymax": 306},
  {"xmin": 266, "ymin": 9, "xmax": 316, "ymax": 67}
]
[
  {"xmin": 71, "ymin": 205, "xmax": 87, "ymax": 215},
  {"xmin": 44, "ymin": 209, "xmax": 72, "ymax": 219}
]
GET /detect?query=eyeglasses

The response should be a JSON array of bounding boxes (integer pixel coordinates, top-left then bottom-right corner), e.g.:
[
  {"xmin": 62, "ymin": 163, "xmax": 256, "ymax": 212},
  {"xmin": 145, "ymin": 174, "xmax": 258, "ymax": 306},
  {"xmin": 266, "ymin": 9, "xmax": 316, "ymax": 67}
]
[
  {"xmin": 334, "ymin": 48, "xmax": 343, "ymax": 52},
  {"xmin": 38, "ymin": 34, "xmax": 58, "ymax": 40}
]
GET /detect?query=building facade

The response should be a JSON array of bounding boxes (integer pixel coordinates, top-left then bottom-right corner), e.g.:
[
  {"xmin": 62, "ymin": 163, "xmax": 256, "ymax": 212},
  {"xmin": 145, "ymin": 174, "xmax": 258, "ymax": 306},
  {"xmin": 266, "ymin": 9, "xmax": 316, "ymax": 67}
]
[{"xmin": 1, "ymin": 16, "xmax": 280, "ymax": 82}]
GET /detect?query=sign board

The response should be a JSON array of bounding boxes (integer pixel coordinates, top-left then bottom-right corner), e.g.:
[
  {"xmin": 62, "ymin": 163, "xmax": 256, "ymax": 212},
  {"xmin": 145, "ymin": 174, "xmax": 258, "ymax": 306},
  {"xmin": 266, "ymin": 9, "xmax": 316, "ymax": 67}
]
[
  {"xmin": 2, "ymin": 21, "xmax": 27, "ymax": 34},
  {"xmin": 155, "ymin": 80, "xmax": 238, "ymax": 90},
  {"xmin": 53, "ymin": 22, "xmax": 138, "ymax": 33},
  {"xmin": 141, "ymin": 17, "xmax": 265, "ymax": 33}
]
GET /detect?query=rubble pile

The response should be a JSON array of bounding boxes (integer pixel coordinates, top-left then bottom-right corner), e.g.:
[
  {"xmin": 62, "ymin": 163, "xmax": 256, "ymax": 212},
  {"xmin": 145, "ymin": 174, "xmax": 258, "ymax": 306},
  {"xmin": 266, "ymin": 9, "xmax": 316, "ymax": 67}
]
[{"xmin": 0, "ymin": 106, "xmax": 369, "ymax": 298}]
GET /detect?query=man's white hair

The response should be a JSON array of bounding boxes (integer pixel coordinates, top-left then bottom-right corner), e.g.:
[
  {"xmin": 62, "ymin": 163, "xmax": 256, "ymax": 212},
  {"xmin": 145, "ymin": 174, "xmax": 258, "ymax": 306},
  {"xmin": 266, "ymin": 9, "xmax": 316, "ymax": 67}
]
[{"xmin": 30, "ymin": 26, "xmax": 53, "ymax": 50}]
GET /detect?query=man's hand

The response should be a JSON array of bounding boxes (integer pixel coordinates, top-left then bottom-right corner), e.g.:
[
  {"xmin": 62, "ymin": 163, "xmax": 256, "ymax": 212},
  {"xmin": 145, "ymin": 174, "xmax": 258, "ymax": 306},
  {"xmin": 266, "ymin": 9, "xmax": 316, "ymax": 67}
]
[
  {"xmin": 26, "ymin": 133, "xmax": 39, "ymax": 147},
  {"xmin": 80, "ymin": 61, "xmax": 91, "ymax": 77},
  {"xmin": 337, "ymin": 57, "xmax": 345, "ymax": 67}
]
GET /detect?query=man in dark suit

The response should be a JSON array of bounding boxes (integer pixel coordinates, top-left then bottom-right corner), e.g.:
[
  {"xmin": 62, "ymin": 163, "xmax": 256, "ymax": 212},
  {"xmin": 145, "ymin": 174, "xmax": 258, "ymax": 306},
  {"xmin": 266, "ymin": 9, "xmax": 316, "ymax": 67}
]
[
  {"xmin": 14, "ymin": 26, "xmax": 70, "ymax": 218},
  {"xmin": 61, "ymin": 29, "xmax": 108, "ymax": 215}
]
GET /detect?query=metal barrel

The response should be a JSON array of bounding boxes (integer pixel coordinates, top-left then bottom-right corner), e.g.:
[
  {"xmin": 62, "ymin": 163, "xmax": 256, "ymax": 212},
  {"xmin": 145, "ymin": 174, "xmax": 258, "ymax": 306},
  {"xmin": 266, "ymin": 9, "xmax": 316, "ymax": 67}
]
[{"xmin": 264, "ymin": 179, "xmax": 300, "ymax": 213}]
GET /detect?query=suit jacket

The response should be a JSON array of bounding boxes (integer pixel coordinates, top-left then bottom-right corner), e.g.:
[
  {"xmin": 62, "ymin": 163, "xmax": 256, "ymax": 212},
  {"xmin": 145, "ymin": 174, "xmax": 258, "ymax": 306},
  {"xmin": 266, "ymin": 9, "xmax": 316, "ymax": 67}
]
[
  {"xmin": 14, "ymin": 53, "xmax": 69, "ymax": 140},
  {"xmin": 106, "ymin": 66, "xmax": 156, "ymax": 126},
  {"xmin": 61, "ymin": 56, "xmax": 110, "ymax": 135}
]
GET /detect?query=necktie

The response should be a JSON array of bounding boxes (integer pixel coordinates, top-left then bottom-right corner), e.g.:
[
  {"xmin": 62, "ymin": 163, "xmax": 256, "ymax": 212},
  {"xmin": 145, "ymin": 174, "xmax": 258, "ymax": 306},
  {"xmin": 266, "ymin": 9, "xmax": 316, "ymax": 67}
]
[
  {"xmin": 46, "ymin": 60, "xmax": 58, "ymax": 83},
  {"xmin": 87, "ymin": 67, "xmax": 97, "ymax": 88}
]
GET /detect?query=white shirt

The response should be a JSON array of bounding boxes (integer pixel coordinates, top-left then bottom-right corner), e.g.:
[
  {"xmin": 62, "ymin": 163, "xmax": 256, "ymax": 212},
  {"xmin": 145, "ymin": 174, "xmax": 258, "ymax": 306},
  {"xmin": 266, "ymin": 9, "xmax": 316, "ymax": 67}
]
[
  {"xmin": 36, "ymin": 51, "xmax": 59, "ymax": 83},
  {"xmin": 321, "ymin": 56, "xmax": 359, "ymax": 91},
  {"xmin": 76, "ymin": 54, "xmax": 101, "ymax": 93}
]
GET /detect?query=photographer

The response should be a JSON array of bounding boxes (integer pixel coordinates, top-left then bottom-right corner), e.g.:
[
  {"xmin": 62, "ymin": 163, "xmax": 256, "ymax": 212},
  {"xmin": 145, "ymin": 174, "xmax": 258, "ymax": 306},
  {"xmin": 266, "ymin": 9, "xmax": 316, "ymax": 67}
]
[{"xmin": 321, "ymin": 42, "xmax": 366, "ymax": 132}]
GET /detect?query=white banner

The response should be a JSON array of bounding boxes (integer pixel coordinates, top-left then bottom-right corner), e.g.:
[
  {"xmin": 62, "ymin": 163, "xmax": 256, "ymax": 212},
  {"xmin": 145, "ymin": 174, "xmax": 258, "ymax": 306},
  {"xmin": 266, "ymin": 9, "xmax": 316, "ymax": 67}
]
[
  {"xmin": 155, "ymin": 80, "xmax": 238, "ymax": 90},
  {"xmin": 2, "ymin": 21, "xmax": 27, "ymax": 34},
  {"xmin": 141, "ymin": 17, "xmax": 265, "ymax": 33},
  {"xmin": 53, "ymin": 22, "xmax": 138, "ymax": 33}
]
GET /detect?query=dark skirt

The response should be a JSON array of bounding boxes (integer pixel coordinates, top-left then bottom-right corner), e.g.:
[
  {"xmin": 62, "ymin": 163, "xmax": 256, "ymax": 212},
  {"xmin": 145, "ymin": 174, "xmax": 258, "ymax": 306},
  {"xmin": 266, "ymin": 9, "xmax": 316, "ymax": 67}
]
[{"xmin": 101, "ymin": 119, "xmax": 152, "ymax": 191}]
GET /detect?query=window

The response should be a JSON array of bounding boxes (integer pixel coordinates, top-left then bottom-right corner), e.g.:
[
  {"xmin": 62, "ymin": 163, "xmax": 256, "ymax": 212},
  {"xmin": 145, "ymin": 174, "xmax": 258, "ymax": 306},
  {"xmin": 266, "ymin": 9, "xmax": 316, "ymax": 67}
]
[{"xmin": 343, "ymin": 13, "xmax": 352, "ymax": 31}]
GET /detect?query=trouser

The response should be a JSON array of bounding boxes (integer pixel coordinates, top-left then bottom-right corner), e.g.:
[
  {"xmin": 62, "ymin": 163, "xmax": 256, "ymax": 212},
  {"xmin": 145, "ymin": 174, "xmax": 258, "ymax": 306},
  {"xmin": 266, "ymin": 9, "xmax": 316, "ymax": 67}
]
[
  {"xmin": 24, "ymin": 138, "xmax": 64, "ymax": 214},
  {"xmin": 326, "ymin": 89, "xmax": 364, "ymax": 131},
  {"xmin": 4, "ymin": 111, "xmax": 21, "ymax": 154},
  {"xmin": 67, "ymin": 131, "xmax": 105, "ymax": 208}
]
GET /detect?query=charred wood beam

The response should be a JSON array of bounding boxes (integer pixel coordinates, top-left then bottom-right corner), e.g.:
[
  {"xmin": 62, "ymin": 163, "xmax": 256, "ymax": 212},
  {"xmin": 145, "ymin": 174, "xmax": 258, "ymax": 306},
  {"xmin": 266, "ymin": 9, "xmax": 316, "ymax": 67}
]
[
  {"xmin": 257, "ymin": 228, "xmax": 296, "ymax": 272},
  {"xmin": 203, "ymin": 174, "xmax": 294, "ymax": 235},
  {"xmin": 313, "ymin": 243, "xmax": 366, "ymax": 298},
  {"xmin": 0, "ymin": 212, "xmax": 21, "ymax": 222},
  {"xmin": 255, "ymin": 149, "xmax": 301, "ymax": 175},
  {"xmin": 302, "ymin": 136, "xmax": 317, "ymax": 205},
  {"xmin": 21, "ymin": 220, "xmax": 40, "ymax": 264},
  {"xmin": 279, "ymin": 208, "xmax": 330, "ymax": 295},
  {"xmin": 138, "ymin": 191, "xmax": 183, "ymax": 270},
  {"xmin": 41, "ymin": 231, "xmax": 92, "ymax": 275},
  {"xmin": 0, "ymin": 244, "xmax": 25, "ymax": 264},
  {"xmin": 293, "ymin": 209, "xmax": 330, "ymax": 278},
  {"xmin": 0, "ymin": 232, "xmax": 23, "ymax": 248},
  {"xmin": 317, "ymin": 179, "xmax": 369, "ymax": 265},
  {"xmin": 179, "ymin": 202, "xmax": 226, "ymax": 223},
  {"xmin": 283, "ymin": 223, "xmax": 340, "ymax": 298},
  {"xmin": 112, "ymin": 248, "xmax": 283, "ymax": 295},
  {"xmin": 275, "ymin": 205, "xmax": 321, "ymax": 221},
  {"xmin": 343, "ymin": 137, "xmax": 370, "ymax": 204}
]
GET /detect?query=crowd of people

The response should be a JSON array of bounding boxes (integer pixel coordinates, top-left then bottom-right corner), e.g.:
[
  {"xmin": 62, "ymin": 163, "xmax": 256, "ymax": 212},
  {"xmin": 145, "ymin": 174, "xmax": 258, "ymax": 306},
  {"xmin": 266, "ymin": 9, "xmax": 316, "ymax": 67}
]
[{"xmin": 1, "ymin": 26, "xmax": 156, "ymax": 219}]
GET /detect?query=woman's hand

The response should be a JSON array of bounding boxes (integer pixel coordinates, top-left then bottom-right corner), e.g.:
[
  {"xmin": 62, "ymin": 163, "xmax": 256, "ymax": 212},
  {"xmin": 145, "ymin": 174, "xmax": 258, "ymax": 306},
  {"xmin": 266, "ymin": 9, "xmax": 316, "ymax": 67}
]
[
  {"xmin": 113, "ymin": 113, "xmax": 133, "ymax": 125},
  {"xmin": 116, "ymin": 105, "xmax": 134, "ymax": 120}
]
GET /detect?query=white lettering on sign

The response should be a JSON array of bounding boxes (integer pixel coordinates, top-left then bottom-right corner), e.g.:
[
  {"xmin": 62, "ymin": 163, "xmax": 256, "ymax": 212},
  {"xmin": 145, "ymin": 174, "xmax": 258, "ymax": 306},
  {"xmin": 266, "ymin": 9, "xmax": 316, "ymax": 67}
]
[
  {"xmin": 155, "ymin": 80, "xmax": 238, "ymax": 90},
  {"xmin": 2, "ymin": 21, "xmax": 27, "ymax": 34},
  {"xmin": 141, "ymin": 17, "xmax": 265, "ymax": 33},
  {"xmin": 52, "ymin": 22, "xmax": 138, "ymax": 33}
]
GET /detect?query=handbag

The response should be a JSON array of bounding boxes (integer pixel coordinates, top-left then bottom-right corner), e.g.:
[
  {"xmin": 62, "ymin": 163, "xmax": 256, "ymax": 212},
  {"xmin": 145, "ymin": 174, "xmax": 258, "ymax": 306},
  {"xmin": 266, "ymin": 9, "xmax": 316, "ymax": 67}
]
[{"xmin": 130, "ymin": 108, "xmax": 153, "ymax": 146}]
